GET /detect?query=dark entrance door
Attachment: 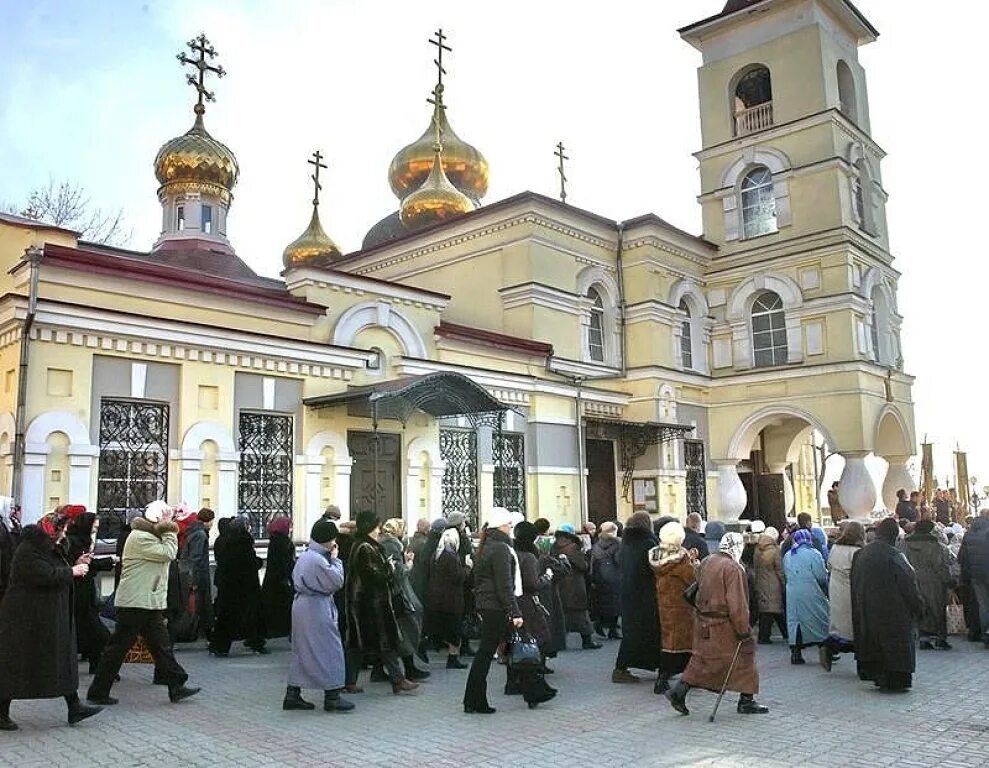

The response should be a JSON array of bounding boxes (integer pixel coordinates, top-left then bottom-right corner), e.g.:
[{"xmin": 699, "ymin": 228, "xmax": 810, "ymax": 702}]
[
  {"xmin": 586, "ymin": 439, "xmax": 617, "ymax": 525},
  {"xmin": 348, "ymin": 431, "xmax": 401, "ymax": 521}
]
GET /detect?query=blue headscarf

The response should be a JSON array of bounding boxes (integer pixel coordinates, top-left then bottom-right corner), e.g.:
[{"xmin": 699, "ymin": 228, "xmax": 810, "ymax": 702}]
[
  {"xmin": 791, "ymin": 528, "xmax": 813, "ymax": 551},
  {"xmin": 810, "ymin": 526, "xmax": 829, "ymax": 559}
]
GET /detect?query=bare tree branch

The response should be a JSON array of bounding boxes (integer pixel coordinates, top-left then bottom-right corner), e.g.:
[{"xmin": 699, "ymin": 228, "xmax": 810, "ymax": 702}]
[{"xmin": 10, "ymin": 178, "xmax": 131, "ymax": 245}]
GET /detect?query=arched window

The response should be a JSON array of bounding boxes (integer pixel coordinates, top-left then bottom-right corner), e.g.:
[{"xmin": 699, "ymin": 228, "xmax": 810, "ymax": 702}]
[
  {"xmin": 836, "ymin": 60, "xmax": 858, "ymax": 123},
  {"xmin": 679, "ymin": 299, "xmax": 693, "ymax": 370},
  {"xmin": 751, "ymin": 291, "xmax": 787, "ymax": 367},
  {"xmin": 853, "ymin": 159, "xmax": 877, "ymax": 235},
  {"xmin": 587, "ymin": 287, "xmax": 606, "ymax": 363},
  {"xmin": 741, "ymin": 167, "xmax": 778, "ymax": 239},
  {"xmin": 733, "ymin": 65, "xmax": 773, "ymax": 136}
]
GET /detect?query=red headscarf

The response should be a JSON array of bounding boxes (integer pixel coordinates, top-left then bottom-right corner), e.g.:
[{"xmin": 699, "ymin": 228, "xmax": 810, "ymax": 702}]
[{"xmin": 267, "ymin": 515, "xmax": 292, "ymax": 538}]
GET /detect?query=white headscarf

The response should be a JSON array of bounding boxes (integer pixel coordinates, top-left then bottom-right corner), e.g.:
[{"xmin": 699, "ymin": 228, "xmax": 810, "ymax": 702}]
[
  {"xmin": 719, "ymin": 532, "xmax": 745, "ymax": 563},
  {"xmin": 435, "ymin": 527, "xmax": 460, "ymax": 560},
  {"xmin": 0, "ymin": 496, "xmax": 13, "ymax": 529}
]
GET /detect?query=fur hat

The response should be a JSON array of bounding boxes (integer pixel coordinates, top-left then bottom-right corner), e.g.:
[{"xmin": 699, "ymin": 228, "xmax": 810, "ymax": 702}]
[
  {"xmin": 323, "ymin": 504, "xmax": 342, "ymax": 521},
  {"xmin": 659, "ymin": 521, "xmax": 686, "ymax": 547},
  {"xmin": 447, "ymin": 511, "xmax": 466, "ymax": 529},
  {"xmin": 144, "ymin": 500, "xmax": 171, "ymax": 524},
  {"xmin": 356, "ymin": 509, "xmax": 380, "ymax": 536},
  {"xmin": 514, "ymin": 521, "xmax": 538, "ymax": 547},
  {"xmin": 599, "ymin": 521, "xmax": 619, "ymax": 539},
  {"xmin": 487, "ymin": 507, "xmax": 514, "ymax": 529},
  {"xmin": 310, "ymin": 520, "xmax": 338, "ymax": 544}
]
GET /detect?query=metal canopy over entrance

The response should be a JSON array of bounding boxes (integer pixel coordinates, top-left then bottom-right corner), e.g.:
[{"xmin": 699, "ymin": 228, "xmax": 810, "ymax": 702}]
[
  {"xmin": 304, "ymin": 372, "xmax": 516, "ymax": 520},
  {"xmin": 584, "ymin": 417, "xmax": 694, "ymax": 501}
]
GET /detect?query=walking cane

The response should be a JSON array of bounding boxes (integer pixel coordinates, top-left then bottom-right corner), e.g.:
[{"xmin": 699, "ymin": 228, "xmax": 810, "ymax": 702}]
[{"xmin": 709, "ymin": 640, "xmax": 744, "ymax": 723}]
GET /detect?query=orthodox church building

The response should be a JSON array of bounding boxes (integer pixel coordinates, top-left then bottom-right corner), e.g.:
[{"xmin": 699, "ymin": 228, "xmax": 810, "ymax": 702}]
[{"xmin": 0, "ymin": 0, "xmax": 915, "ymax": 537}]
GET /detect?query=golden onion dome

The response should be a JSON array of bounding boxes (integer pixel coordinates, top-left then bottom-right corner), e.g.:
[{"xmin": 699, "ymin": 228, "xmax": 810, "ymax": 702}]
[
  {"xmin": 282, "ymin": 207, "xmax": 342, "ymax": 269},
  {"xmin": 154, "ymin": 112, "xmax": 239, "ymax": 199},
  {"xmin": 399, "ymin": 143, "xmax": 475, "ymax": 229},
  {"xmin": 389, "ymin": 106, "xmax": 488, "ymax": 203}
]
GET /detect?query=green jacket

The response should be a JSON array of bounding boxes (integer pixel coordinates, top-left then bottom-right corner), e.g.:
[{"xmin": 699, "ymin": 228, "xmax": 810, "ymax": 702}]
[{"xmin": 115, "ymin": 517, "xmax": 179, "ymax": 610}]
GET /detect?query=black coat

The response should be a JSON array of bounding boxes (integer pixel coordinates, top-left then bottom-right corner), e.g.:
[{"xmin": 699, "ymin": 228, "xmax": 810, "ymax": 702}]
[
  {"xmin": 426, "ymin": 549, "xmax": 466, "ymax": 615},
  {"xmin": 472, "ymin": 528, "xmax": 520, "ymax": 617},
  {"xmin": 552, "ymin": 533, "xmax": 590, "ymax": 612},
  {"xmin": 617, "ymin": 527, "xmax": 661, "ymax": 671},
  {"xmin": 683, "ymin": 529, "xmax": 709, "ymax": 560},
  {"xmin": 960, "ymin": 518, "xmax": 989, "ymax": 584},
  {"xmin": 0, "ymin": 517, "xmax": 21, "ymax": 604},
  {"xmin": 516, "ymin": 548, "xmax": 552, "ymax": 645},
  {"xmin": 213, "ymin": 526, "xmax": 265, "ymax": 642},
  {"xmin": 409, "ymin": 530, "xmax": 440, "ymax": 602},
  {"xmin": 0, "ymin": 526, "xmax": 78, "ymax": 699},
  {"xmin": 65, "ymin": 520, "xmax": 113, "ymax": 662},
  {"xmin": 345, "ymin": 536, "xmax": 404, "ymax": 653},
  {"xmin": 903, "ymin": 531, "xmax": 952, "ymax": 638},
  {"xmin": 261, "ymin": 531, "xmax": 296, "ymax": 638},
  {"xmin": 590, "ymin": 536, "xmax": 622, "ymax": 618},
  {"xmin": 851, "ymin": 539, "xmax": 923, "ymax": 678}
]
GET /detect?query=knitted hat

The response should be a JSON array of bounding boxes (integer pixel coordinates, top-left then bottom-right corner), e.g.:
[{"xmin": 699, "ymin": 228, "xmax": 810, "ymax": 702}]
[
  {"xmin": 659, "ymin": 521, "xmax": 686, "ymax": 547},
  {"xmin": 310, "ymin": 519, "xmax": 338, "ymax": 544},
  {"xmin": 557, "ymin": 523, "xmax": 576, "ymax": 535},
  {"xmin": 267, "ymin": 515, "xmax": 292, "ymax": 537},
  {"xmin": 144, "ymin": 500, "xmax": 171, "ymax": 524},
  {"xmin": 429, "ymin": 517, "xmax": 448, "ymax": 534},
  {"xmin": 514, "ymin": 521, "xmax": 538, "ymax": 547},
  {"xmin": 487, "ymin": 507, "xmax": 514, "ymax": 529}
]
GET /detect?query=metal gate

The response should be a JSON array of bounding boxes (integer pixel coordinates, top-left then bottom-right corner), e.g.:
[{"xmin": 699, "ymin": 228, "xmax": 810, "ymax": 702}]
[
  {"xmin": 684, "ymin": 439, "xmax": 708, "ymax": 519},
  {"xmin": 97, "ymin": 399, "xmax": 169, "ymax": 539},
  {"xmin": 238, "ymin": 412, "xmax": 293, "ymax": 537},
  {"xmin": 440, "ymin": 428, "xmax": 478, "ymax": 528},
  {"xmin": 493, "ymin": 431, "xmax": 525, "ymax": 517}
]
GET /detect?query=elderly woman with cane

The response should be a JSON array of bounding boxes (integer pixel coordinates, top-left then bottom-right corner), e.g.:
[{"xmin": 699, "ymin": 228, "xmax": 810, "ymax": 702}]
[{"xmin": 666, "ymin": 532, "xmax": 769, "ymax": 717}]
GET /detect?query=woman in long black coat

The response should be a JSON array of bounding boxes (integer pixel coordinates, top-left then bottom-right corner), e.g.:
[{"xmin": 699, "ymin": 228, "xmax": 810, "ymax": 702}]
[
  {"xmin": 261, "ymin": 515, "xmax": 295, "ymax": 640},
  {"xmin": 0, "ymin": 519, "xmax": 101, "ymax": 730},
  {"xmin": 64, "ymin": 510, "xmax": 115, "ymax": 674},
  {"xmin": 591, "ymin": 522, "xmax": 622, "ymax": 639},
  {"xmin": 210, "ymin": 516, "xmax": 267, "ymax": 656},
  {"xmin": 851, "ymin": 518, "xmax": 923, "ymax": 691},
  {"xmin": 551, "ymin": 526, "xmax": 600, "ymax": 649},
  {"xmin": 425, "ymin": 527, "xmax": 468, "ymax": 668},
  {"xmin": 612, "ymin": 512, "xmax": 661, "ymax": 683}
]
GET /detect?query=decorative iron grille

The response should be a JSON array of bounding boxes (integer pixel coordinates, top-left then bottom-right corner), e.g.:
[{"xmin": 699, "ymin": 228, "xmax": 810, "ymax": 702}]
[
  {"xmin": 238, "ymin": 412, "xmax": 293, "ymax": 538},
  {"xmin": 440, "ymin": 428, "xmax": 478, "ymax": 529},
  {"xmin": 97, "ymin": 399, "xmax": 169, "ymax": 539},
  {"xmin": 684, "ymin": 439, "xmax": 708, "ymax": 519},
  {"xmin": 493, "ymin": 431, "xmax": 525, "ymax": 517}
]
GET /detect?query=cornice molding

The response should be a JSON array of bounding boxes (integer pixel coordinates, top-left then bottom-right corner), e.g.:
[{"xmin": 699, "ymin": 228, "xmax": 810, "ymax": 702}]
[{"xmin": 284, "ymin": 268, "xmax": 449, "ymax": 311}]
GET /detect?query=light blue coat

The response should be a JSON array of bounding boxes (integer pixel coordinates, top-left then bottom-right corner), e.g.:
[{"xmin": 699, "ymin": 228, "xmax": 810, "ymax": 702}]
[
  {"xmin": 287, "ymin": 542, "xmax": 345, "ymax": 691},
  {"xmin": 783, "ymin": 545, "xmax": 830, "ymax": 644}
]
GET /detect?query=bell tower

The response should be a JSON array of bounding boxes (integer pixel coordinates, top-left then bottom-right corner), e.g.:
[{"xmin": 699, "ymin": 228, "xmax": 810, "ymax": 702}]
[{"xmin": 680, "ymin": 0, "xmax": 887, "ymax": 254}]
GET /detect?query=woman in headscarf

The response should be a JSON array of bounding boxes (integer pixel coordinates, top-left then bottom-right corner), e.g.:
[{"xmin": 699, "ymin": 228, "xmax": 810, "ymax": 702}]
[
  {"xmin": 426, "ymin": 526, "xmax": 468, "ymax": 669},
  {"xmin": 261, "ymin": 515, "xmax": 296, "ymax": 641},
  {"xmin": 902, "ymin": 518, "xmax": 953, "ymax": 651},
  {"xmin": 590, "ymin": 521, "xmax": 622, "ymax": 639},
  {"xmin": 283, "ymin": 519, "xmax": 354, "ymax": 713},
  {"xmin": 0, "ymin": 497, "xmax": 21, "ymax": 606},
  {"xmin": 64, "ymin": 507, "xmax": 116, "ymax": 674},
  {"xmin": 649, "ymin": 521, "xmax": 696, "ymax": 695},
  {"xmin": 346, "ymin": 511, "xmax": 418, "ymax": 695},
  {"xmin": 753, "ymin": 526, "xmax": 787, "ymax": 645},
  {"xmin": 667, "ymin": 532, "xmax": 768, "ymax": 716},
  {"xmin": 551, "ymin": 523, "xmax": 600, "ymax": 650},
  {"xmin": 611, "ymin": 512, "xmax": 660, "ymax": 684},
  {"xmin": 379, "ymin": 518, "xmax": 429, "ymax": 681},
  {"xmin": 822, "ymin": 521, "xmax": 865, "ymax": 670},
  {"xmin": 783, "ymin": 528, "xmax": 830, "ymax": 665},
  {"xmin": 0, "ymin": 511, "xmax": 102, "ymax": 730},
  {"xmin": 209, "ymin": 516, "xmax": 267, "ymax": 657},
  {"xmin": 851, "ymin": 518, "xmax": 923, "ymax": 691}
]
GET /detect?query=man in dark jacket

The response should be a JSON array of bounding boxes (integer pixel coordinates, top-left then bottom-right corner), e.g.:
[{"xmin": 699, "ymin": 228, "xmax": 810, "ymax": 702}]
[
  {"xmin": 683, "ymin": 513, "xmax": 709, "ymax": 560},
  {"xmin": 183, "ymin": 508, "xmax": 215, "ymax": 642},
  {"xmin": 959, "ymin": 510, "xmax": 989, "ymax": 646},
  {"xmin": 780, "ymin": 513, "xmax": 825, "ymax": 558},
  {"xmin": 851, "ymin": 517, "xmax": 923, "ymax": 691},
  {"xmin": 551, "ymin": 525, "xmax": 600, "ymax": 649},
  {"xmin": 612, "ymin": 512, "xmax": 660, "ymax": 683}
]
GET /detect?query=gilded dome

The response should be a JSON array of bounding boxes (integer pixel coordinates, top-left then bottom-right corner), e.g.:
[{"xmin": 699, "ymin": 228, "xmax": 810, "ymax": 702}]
[
  {"xmin": 388, "ymin": 106, "xmax": 488, "ymax": 203},
  {"xmin": 399, "ymin": 146, "xmax": 475, "ymax": 229},
  {"xmin": 283, "ymin": 208, "xmax": 342, "ymax": 269},
  {"xmin": 154, "ymin": 114, "xmax": 239, "ymax": 197}
]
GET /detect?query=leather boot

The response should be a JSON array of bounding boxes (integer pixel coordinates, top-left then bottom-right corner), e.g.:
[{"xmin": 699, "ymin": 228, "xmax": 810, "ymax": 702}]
[
  {"xmin": 790, "ymin": 646, "xmax": 805, "ymax": 665},
  {"xmin": 282, "ymin": 686, "xmax": 315, "ymax": 711},
  {"xmin": 324, "ymin": 691, "xmax": 355, "ymax": 712},
  {"xmin": 168, "ymin": 685, "xmax": 202, "ymax": 703},
  {"xmin": 446, "ymin": 654, "xmax": 468, "ymax": 669},
  {"xmin": 581, "ymin": 634, "xmax": 602, "ymax": 650},
  {"xmin": 653, "ymin": 672, "xmax": 670, "ymax": 695},
  {"xmin": 66, "ymin": 695, "xmax": 103, "ymax": 726},
  {"xmin": 404, "ymin": 656, "xmax": 431, "ymax": 681},
  {"xmin": 666, "ymin": 680, "xmax": 690, "ymax": 716},
  {"xmin": 737, "ymin": 694, "xmax": 769, "ymax": 714},
  {"xmin": 391, "ymin": 678, "xmax": 419, "ymax": 695}
]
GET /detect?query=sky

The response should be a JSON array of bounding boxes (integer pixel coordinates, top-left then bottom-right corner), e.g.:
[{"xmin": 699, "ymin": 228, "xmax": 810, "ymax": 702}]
[{"xmin": 0, "ymin": 0, "xmax": 986, "ymax": 498}]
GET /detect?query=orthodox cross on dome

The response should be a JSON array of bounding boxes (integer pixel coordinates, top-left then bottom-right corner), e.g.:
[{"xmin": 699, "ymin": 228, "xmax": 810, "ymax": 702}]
[
  {"xmin": 429, "ymin": 28, "xmax": 452, "ymax": 92},
  {"xmin": 308, "ymin": 150, "xmax": 327, "ymax": 207},
  {"xmin": 177, "ymin": 32, "xmax": 226, "ymax": 115},
  {"xmin": 555, "ymin": 141, "xmax": 569, "ymax": 204},
  {"xmin": 426, "ymin": 86, "xmax": 447, "ymax": 153}
]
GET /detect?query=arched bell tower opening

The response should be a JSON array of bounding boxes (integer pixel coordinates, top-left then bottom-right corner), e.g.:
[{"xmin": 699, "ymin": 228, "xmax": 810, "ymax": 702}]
[{"xmin": 731, "ymin": 64, "xmax": 773, "ymax": 136}]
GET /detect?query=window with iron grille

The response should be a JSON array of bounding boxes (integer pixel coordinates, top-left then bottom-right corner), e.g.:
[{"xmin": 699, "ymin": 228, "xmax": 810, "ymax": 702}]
[
  {"xmin": 740, "ymin": 166, "xmax": 778, "ymax": 239},
  {"xmin": 440, "ymin": 428, "xmax": 478, "ymax": 529},
  {"xmin": 684, "ymin": 439, "xmax": 707, "ymax": 519},
  {"xmin": 238, "ymin": 412, "xmax": 293, "ymax": 538},
  {"xmin": 97, "ymin": 399, "xmax": 169, "ymax": 539},
  {"xmin": 493, "ymin": 431, "xmax": 525, "ymax": 517}
]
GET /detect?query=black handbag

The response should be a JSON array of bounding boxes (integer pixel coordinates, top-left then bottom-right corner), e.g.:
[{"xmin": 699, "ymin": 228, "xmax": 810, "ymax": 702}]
[
  {"xmin": 508, "ymin": 630, "xmax": 542, "ymax": 669},
  {"xmin": 682, "ymin": 581, "xmax": 699, "ymax": 608}
]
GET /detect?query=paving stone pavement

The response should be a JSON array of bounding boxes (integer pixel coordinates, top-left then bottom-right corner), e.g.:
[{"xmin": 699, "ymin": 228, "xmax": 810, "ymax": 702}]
[{"xmin": 2, "ymin": 634, "xmax": 988, "ymax": 767}]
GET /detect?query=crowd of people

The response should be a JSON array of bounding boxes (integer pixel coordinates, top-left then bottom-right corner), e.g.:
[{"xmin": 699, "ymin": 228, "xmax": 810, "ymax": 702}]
[{"xmin": 1, "ymin": 486, "xmax": 988, "ymax": 731}]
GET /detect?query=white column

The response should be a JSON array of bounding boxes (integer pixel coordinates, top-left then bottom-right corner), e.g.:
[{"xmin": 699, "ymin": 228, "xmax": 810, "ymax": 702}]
[
  {"xmin": 430, "ymin": 463, "xmax": 446, "ymax": 520},
  {"xmin": 767, "ymin": 462, "xmax": 795, "ymax": 516},
  {"xmin": 217, "ymin": 456, "xmax": 239, "ymax": 518},
  {"xmin": 881, "ymin": 454, "xmax": 915, "ymax": 512},
  {"xmin": 180, "ymin": 451, "xmax": 203, "ymax": 507},
  {"xmin": 67, "ymin": 450, "xmax": 97, "ymax": 509},
  {"xmin": 714, "ymin": 460, "xmax": 747, "ymax": 520},
  {"xmin": 405, "ymin": 467, "xmax": 420, "ymax": 532},
  {"xmin": 333, "ymin": 462, "xmax": 352, "ymax": 522},
  {"xmin": 838, "ymin": 451, "xmax": 878, "ymax": 518},
  {"xmin": 22, "ymin": 451, "xmax": 47, "ymax": 523},
  {"xmin": 299, "ymin": 456, "xmax": 323, "ymax": 534}
]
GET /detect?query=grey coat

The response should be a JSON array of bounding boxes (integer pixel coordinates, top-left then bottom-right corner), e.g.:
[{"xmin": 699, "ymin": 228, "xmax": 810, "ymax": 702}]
[{"xmin": 287, "ymin": 542, "xmax": 345, "ymax": 691}]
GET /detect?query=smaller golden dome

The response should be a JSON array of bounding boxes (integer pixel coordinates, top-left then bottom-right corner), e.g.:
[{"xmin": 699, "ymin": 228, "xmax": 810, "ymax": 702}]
[
  {"xmin": 283, "ymin": 207, "xmax": 342, "ymax": 269},
  {"xmin": 399, "ymin": 142, "xmax": 475, "ymax": 229},
  {"xmin": 154, "ymin": 112, "xmax": 239, "ymax": 198},
  {"xmin": 389, "ymin": 102, "xmax": 488, "ymax": 202}
]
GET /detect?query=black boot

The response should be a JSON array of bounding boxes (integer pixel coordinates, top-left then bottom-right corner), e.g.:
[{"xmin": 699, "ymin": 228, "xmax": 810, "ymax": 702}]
[
  {"xmin": 504, "ymin": 677, "xmax": 522, "ymax": 696},
  {"xmin": 594, "ymin": 621, "xmax": 606, "ymax": 638},
  {"xmin": 666, "ymin": 680, "xmax": 690, "ymax": 715},
  {"xmin": 790, "ymin": 646, "xmax": 805, "ymax": 665},
  {"xmin": 460, "ymin": 642, "xmax": 475, "ymax": 657},
  {"xmin": 607, "ymin": 628, "xmax": 622, "ymax": 640},
  {"xmin": 168, "ymin": 685, "xmax": 201, "ymax": 703},
  {"xmin": 324, "ymin": 690, "xmax": 355, "ymax": 712},
  {"xmin": 0, "ymin": 700, "xmax": 17, "ymax": 731},
  {"xmin": 66, "ymin": 694, "xmax": 103, "ymax": 725},
  {"xmin": 653, "ymin": 672, "xmax": 670, "ymax": 695},
  {"xmin": 283, "ymin": 685, "xmax": 315, "ymax": 711},
  {"xmin": 446, "ymin": 654, "xmax": 468, "ymax": 669},
  {"xmin": 737, "ymin": 694, "xmax": 769, "ymax": 714},
  {"xmin": 369, "ymin": 665, "xmax": 388, "ymax": 682},
  {"xmin": 581, "ymin": 634, "xmax": 602, "ymax": 650},
  {"xmin": 404, "ymin": 656, "xmax": 431, "ymax": 681}
]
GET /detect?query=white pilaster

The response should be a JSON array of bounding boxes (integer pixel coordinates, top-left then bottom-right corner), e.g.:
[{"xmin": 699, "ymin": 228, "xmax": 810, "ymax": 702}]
[
  {"xmin": 67, "ymin": 450, "xmax": 97, "ymax": 509},
  {"xmin": 838, "ymin": 451, "xmax": 878, "ymax": 518},
  {"xmin": 217, "ymin": 457, "xmax": 239, "ymax": 518},
  {"xmin": 22, "ymin": 452, "xmax": 47, "ymax": 523},
  {"xmin": 299, "ymin": 456, "xmax": 323, "ymax": 534}
]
